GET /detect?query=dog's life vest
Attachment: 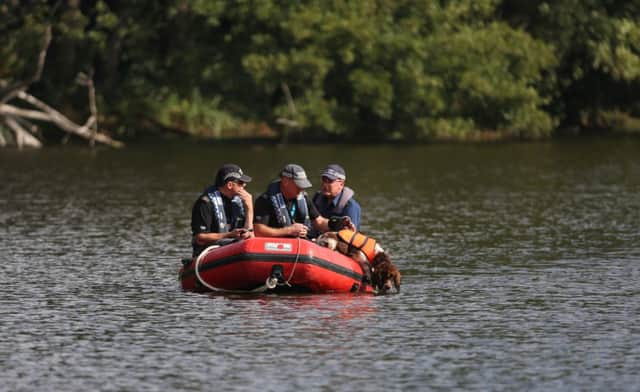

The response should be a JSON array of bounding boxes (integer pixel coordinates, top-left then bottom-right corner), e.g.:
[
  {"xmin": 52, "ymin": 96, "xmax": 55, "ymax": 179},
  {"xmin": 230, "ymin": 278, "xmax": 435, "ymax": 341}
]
[{"xmin": 337, "ymin": 229, "xmax": 377, "ymax": 262}]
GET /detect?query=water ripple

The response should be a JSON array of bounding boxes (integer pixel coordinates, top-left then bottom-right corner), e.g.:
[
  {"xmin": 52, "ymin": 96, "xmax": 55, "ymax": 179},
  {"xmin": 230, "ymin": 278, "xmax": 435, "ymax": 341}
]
[{"xmin": 2, "ymin": 142, "xmax": 640, "ymax": 391}]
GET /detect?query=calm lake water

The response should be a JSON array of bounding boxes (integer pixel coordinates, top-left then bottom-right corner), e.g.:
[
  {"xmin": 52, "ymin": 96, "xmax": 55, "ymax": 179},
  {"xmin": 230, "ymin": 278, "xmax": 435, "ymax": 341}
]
[{"xmin": 1, "ymin": 139, "xmax": 639, "ymax": 391}]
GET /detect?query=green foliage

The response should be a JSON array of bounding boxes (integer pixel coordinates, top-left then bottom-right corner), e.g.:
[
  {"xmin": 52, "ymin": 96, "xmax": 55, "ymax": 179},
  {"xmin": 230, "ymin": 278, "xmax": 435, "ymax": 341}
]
[
  {"xmin": 2, "ymin": 0, "xmax": 639, "ymax": 143},
  {"xmin": 501, "ymin": 0, "xmax": 640, "ymax": 129},
  {"xmin": 424, "ymin": 22, "xmax": 557, "ymax": 137},
  {"xmin": 414, "ymin": 117, "xmax": 477, "ymax": 140},
  {"xmin": 590, "ymin": 18, "xmax": 640, "ymax": 81},
  {"xmin": 597, "ymin": 110, "xmax": 640, "ymax": 134},
  {"xmin": 154, "ymin": 89, "xmax": 239, "ymax": 137},
  {"xmin": 0, "ymin": 2, "xmax": 50, "ymax": 81},
  {"xmin": 349, "ymin": 69, "xmax": 394, "ymax": 119}
]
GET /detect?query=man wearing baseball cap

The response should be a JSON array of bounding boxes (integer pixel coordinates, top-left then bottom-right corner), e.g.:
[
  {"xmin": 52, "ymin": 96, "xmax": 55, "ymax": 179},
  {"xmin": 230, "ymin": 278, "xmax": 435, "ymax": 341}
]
[
  {"xmin": 190, "ymin": 163, "xmax": 254, "ymax": 256},
  {"xmin": 312, "ymin": 163, "xmax": 361, "ymax": 230},
  {"xmin": 253, "ymin": 163, "xmax": 331, "ymax": 238}
]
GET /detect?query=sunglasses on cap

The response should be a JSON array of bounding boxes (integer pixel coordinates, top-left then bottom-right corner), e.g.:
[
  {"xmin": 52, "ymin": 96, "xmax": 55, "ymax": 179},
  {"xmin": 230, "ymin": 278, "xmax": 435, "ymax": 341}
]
[{"xmin": 322, "ymin": 176, "xmax": 343, "ymax": 183}]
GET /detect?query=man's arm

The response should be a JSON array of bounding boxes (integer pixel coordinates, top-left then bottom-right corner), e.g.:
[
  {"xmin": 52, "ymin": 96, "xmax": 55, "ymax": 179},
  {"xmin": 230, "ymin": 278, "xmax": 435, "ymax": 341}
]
[
  {"xmin": 342, "ymin": 199, "xmax": 361, "ymax": 230},
  {"xmin": 306, "ymin": 193, "xmax": 330, "ymax": 233},
  {"xmin": 252, "ymin": 194, "xmax": 308, "ymax": 237},
  {"xmin": 194, "ymin": 231, "xmax": 239, "ymax": 245},
  {"xmin": 236, "ymin": 187, "xmax": 254, "ymax": 238},
  {"xmin": 192, "ymin": 197, "xmax": 251, "ymax": 246},
  {"xmin": 254, "ymin": 222, "xmax": 308, "ymax": 238},
  {"xmin": 312, "ymin": 216, "xmax": 329, "ymax": 233}
]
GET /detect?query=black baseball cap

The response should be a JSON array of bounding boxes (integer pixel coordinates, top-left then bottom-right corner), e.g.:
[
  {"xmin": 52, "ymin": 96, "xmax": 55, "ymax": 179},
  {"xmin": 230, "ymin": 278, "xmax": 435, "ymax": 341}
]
[
  {"xmin": 321, "ymin": 164, "xmax": 346, "ymax": 181},
  {"xmin": 214, "ymin": 164, "xmax": 252, "ymax": 186},
  {"xmin": 280, "ymin": 163, "xmax": 312, "ymax": 188}
]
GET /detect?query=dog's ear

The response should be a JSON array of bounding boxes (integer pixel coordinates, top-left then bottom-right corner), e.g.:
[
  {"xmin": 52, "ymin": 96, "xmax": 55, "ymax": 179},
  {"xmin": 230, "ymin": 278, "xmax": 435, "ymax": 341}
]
[
  {"xmin": 371, "ymin": 252, "xmax": 386, "ymax": 266},
  {"xmin": 316, "ymin": 234, "xmax": 327, "ymax": 247},
  {"xmin": 335, "ymin": 241, "xmax": 349, "ymax": 254}
]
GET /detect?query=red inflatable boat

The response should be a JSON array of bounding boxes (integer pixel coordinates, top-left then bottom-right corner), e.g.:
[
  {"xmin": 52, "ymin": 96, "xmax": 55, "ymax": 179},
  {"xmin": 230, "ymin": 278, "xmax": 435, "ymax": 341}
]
[{"xmin": 179, "ymin": 237, "xmax": 374, "ymax": 293}]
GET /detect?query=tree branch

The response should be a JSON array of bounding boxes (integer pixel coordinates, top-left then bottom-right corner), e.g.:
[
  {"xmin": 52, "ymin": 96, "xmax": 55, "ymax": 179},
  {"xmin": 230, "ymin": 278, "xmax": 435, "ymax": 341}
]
[
  {"xmin": 76, "ymin": 71, "xmax": 98, "ymax": 147},
  {"xmin": 15, "ymin": 91, "xmax": 123, "ymax": 148},
  {"xmin": 0, "ymin": 103, "xmax": 53, "ymax": 122},
  {"xmin": 1, "ymin": 17, "xmax": 120, "ymax": 148},
  {"xmin": 278, "ymin": 82, "xmax": 300, "ymax": 144},
  {"xmin": 1, "ymin": 25, "xmax": 52, "ymax": 104},
  {"xmin": 4, "ymin": 116, "xmax": 42, "ymax": 148}
]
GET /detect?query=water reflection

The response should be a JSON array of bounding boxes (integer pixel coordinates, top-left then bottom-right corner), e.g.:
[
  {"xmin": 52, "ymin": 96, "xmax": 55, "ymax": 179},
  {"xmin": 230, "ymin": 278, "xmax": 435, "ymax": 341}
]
[{"xmin": 217, "ymin": 292, "xmax": 378, "ymax": 321}]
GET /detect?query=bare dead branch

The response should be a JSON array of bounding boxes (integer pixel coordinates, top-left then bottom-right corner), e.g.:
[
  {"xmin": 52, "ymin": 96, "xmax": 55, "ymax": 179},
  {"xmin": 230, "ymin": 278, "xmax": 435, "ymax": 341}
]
[
  {"xmin": 1, "ymin": 25, "xmax": 52, "ymax": 104},
  {"xmin": 1, "ymin": 23, "xmax": 122, "ymax": 148},
  {"xmin": 76, "ymin": 71, "xmax": 98, "ymax": 147},
  {"xmin": 4, "ymin": 116, "xmax": 42, "ymax": 148},
  {"xmin": 276, "ymin": 118, "xmax": 300, "ymax": 128},
  {"xmin": 15, "ymin": 91, "xmax": 123, "ymax": 148},
  {"xmin": 281, "ymin": 82, "xmax": 298, "ymax": 117},
  {"xmin": 14, "ymin": 114, "xmax": 41, "ymax": 140},
  {"xmin": 0, "ymin": 103, "xmax": 53, "ymax": 122},
  {"xmin": 33, "ymin": 25, "xmax": 53, "ymax": 84},
  {"xmin": 278, "ymin": 82, "xmax": 301, "ymax": 145}
]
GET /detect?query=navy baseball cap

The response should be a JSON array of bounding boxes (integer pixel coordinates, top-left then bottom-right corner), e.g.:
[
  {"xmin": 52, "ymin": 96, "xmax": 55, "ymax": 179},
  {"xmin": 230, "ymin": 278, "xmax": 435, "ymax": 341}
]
[
  {"xmin": 215, "ymin": 164, "xmax": 252, "ymax": 186},
  {"xmin": 321, "ymin": 164, "xmax": 346, "ymax": 181}
]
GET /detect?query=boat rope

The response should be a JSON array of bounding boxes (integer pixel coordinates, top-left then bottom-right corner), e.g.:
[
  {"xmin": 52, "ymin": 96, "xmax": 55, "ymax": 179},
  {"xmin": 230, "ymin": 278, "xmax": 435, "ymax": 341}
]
[
  {"xmin": 284, "ymin": 236, "xmax": 302, "ymax": 286},
  {"xmin": 194, "ymin": 244, "xmax": 223, "ymax": 292},
  {"xmin": 253, "ymin": 236, "xmax": 302, "ymax": 292}
]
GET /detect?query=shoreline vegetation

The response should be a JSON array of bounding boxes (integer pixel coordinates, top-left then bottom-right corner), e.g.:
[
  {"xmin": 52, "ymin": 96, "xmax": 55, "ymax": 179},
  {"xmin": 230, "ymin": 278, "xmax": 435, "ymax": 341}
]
[{"xmin": 1, "ymin": 1, "xmax": 639, "ymax": 148}]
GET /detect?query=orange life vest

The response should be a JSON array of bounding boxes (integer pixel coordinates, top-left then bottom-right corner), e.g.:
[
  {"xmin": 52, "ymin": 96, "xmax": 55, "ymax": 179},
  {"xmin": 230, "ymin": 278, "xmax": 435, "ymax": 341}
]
[{"xmin": 337, "ymin": 229, "xmax": 377, "ymax": 262}]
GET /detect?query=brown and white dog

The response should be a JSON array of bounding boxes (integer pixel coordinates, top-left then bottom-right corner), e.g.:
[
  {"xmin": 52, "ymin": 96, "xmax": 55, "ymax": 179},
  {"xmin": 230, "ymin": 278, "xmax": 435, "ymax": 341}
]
[{"xmin": 316, "ymin": 229, "xmax": 401, "ymax": 293}]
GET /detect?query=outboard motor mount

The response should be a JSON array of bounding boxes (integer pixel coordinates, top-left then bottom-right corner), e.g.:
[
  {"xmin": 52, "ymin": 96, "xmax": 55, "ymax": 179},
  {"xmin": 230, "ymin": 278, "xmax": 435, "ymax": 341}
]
[{"xmin": 266, "ymin": 264, "xmax": 286, "ymax": 289}]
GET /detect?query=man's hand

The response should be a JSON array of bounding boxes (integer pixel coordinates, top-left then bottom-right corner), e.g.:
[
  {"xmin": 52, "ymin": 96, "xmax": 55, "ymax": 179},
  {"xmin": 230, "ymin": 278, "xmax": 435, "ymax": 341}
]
[
  {"xmin": 231, "ymin": 227, "xmax": 254, "ymax": 240},
  {"xmin": 235, "ymin": 188, "xmax": 253, "ymax": 208},
  {"xmin": 287, "ymin": 223, "xmax": 308, "ymax": 238},
  {"xmin": 342, "ymin": 216, "xmax": 356, "ymax": 232},
  {"xmin": 328, "ymin": 216, "xmax": 355, "ymax": 231}
]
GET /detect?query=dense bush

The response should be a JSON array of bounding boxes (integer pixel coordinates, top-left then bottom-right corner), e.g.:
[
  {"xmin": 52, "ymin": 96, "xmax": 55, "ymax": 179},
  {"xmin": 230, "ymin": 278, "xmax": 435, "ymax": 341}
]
[{"xmin": 1, "ymin": 0, "xmax": 639, "ymax": 143}]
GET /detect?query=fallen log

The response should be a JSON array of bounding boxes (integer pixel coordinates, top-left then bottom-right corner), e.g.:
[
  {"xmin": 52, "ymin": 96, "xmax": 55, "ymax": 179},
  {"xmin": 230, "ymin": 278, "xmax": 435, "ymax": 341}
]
[
  {"xmin": 11, "ymin": 91, "xmax": 123, "ymax": 148},
  {"xmin": 1, "ymin": 23, "xmax": 122, "ymax": 148},
  {"xmin": 0, "ymin": 103, "xmax": 53, "ymax": 122}
]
